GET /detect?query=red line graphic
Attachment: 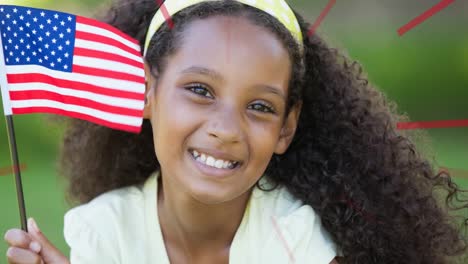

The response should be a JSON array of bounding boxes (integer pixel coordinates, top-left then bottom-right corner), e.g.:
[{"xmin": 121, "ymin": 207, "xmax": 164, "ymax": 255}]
[
  {"xmin": 307, "ymin": 0, "xmax": 336, "ymax": 37},
  {"xmin": 155, "ymin": 0, "xmax": 174, "ymax": 29},
  {"xmin": 0, "ymin": 164, "xmax": 27, "ymax": 177},
  {"xmin": 397, "ymin": 119, "xmax": 468, "ymax": 130},
  {"xmin": 439, "ymin": 167, "xmax": 468, "ymax": 179},
  {"xmin": 271, "ymin": 216, "xmax": 295, "ymax": 263},
  {"xmin": 398, "ymin": 0, "xmax": 455, "ymax": 36},
  {"xmin": 340, "ymin": 194, "xmax": 382, "ymax": 224}
]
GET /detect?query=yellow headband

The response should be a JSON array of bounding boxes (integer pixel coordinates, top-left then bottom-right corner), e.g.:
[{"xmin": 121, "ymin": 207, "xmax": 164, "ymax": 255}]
[{"xmin": 143, "ymin": 0, "xmax": 303, "ymax": 56}]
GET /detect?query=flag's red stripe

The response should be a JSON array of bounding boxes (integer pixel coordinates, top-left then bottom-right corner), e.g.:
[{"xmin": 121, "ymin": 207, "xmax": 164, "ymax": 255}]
[
  {"xmin": 7, "ymin": 74, "xmax": 144, "ymax": 100},
  {"xmin": 75, "ymin": 31, "xmax": 141, "ymax": 58},
  {"xmin": 9, "ymin": 90, "xmax": 143, "ymax": 117},
  {"xmin": 74, "ymin": 47, "xmax": 143, "ymax": 69},
  {"xmin": 397, "ymin": 119, "xmax": 468, "ymax": 130},
  {"xmin": 12, "ymin": 107, "xmax": 141, "ymax": 133},
  {"xmin": 76, "ymin": 16, "xmax": 139, "ymax": 46},
  {"xmin": 72, "ymin": 65, "xmax": 145, "ymax": 84}
]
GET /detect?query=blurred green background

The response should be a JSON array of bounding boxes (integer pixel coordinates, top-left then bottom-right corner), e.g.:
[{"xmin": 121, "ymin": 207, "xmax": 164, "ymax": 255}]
[{"xmin": 1, "ymin": 0, "xmax": 467, "ymax": 259}]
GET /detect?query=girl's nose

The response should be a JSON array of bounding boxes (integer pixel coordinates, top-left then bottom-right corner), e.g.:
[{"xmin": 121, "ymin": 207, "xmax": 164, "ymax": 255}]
[{"xmin": 206, "ymin": 108, "xmax": 243, "ymax": 144}]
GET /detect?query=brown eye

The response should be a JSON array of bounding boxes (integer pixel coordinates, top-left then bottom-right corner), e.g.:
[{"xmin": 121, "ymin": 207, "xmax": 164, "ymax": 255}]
[
  {"xmin": 186, "ymin": 84, "xmax": 214, "ymax": 98},
  {"xmin": 248, "ymin": 102, "xmax": 276, "ymax": 114}
]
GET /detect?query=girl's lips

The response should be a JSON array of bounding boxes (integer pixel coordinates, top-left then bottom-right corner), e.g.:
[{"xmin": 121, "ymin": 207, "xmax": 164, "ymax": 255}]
[{"xmin": 187, "ymin": 150, "xmax": 242, "ymax": 179}]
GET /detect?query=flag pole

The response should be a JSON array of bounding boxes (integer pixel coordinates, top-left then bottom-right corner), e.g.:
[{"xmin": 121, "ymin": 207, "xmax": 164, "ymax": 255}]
[
  {"xmin": 0, "ymin": 23, "xmax": 28, "ymax": 231},
  {"xmin": 4, "ymin": 114, "xmax": 28, "ymax": 231}
]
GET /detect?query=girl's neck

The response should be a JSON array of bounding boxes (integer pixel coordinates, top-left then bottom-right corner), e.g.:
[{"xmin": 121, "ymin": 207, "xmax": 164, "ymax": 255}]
[{"xmin": 157, "ymin": 176, "xmax": 252, "ymax": 255}]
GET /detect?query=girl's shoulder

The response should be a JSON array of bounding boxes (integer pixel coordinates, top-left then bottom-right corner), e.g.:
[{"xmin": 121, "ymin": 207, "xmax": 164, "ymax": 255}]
[
  {"xmin": 233, "ymin": 176, "xmax": 340, "ymax": 263},
  {"xmin": 63, "ymin": 173, "xmax": 158, "ymax": 263}
]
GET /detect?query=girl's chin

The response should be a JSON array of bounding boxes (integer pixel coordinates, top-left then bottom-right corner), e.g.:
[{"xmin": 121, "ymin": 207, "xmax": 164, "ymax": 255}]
[{"xmin": 186, "ymin": 183, "xmax": 238, "ymax": 205}]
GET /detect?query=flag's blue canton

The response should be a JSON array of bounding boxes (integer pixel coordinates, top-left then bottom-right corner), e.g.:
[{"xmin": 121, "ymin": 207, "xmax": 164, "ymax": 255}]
[{"xmin": 0, "ymin": 5, "xmax": 76, "ymax": 73}]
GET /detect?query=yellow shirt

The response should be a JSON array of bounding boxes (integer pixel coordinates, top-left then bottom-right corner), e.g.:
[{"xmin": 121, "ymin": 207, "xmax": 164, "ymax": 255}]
[{"xmin": 64, "ymin": 172, "xmax": 338, "ymax": 263}]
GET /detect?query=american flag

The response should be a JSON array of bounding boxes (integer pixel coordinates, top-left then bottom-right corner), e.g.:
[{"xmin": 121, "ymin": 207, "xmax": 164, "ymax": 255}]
[{"xmin": 0, "ymin": 5, "xmax": 145, "ymax": 133}]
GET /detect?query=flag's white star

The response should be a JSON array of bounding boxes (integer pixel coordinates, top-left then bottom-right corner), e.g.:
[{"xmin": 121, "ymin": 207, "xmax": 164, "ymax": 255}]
[
  {"xmin": 6, "ymin": 14, "xmax": 10, "ymax": 19},
  {"xmin": 52, "ymin": 39, "xmax": 57, "ymax": 44},
  {"xmin": 0, "ymin": 8, "xmax": 4, "ymax": 12},
  {"xmin": 57, "ymin": 58, "xmax": 62, "ymax": 63},
  {"xmin": 50, "ymin": 62, "xmax": 55, "ymax": 67},
  {"xmin": 64, "ymin": 53, "xmax": 69, "ymax": 58},
  {"xmin": 64, "ymin": 65, "xmax": 68, "ymax": 69},
  {"xmin": 9, "ymin": 51, "xmax": 13, "ymax": 56},
  {"xmin": 19, "ymin": 39, "xmax": 24, "ymax": 43},
  {"xmin": 45, "ymin": 44, "xmax": 50, "ymax": 49},
  {"xmin": 39, "ymin": 24, "xmax": 44, "ymax": 29},
  {"xmin": 13, "ymin": 32, "xmax": 17, "ymax": 37},
  {"xmin": 32, "ymin": 51, "xmax": 37, "ymax": 56},
  {"xmin": 54, "ymin": 14, "xmax": 59, "ymax": 19},
  {"xmin": 66, "ymin": 28, "xmax": 71, "ymax": 33},
  {"xmin": 12, "ymin": 20, "xmax": 17, "ymax": 25},
  {"xmin": 15, "ymin": 57, "xmax": 20, "ymax": 62},
  {"xmin": 26, "ymin": 22, "xmax": 30, "ymax": 27},
  {"xmin": 26, "ymin": 57, "xmax": 31, "ymax": 62},
  {"xmin": 32, "ymin": 29, "xmax": 37, "ymax": 34},
  {"xmin": 6, "ymin": 26, "xmax": 11, "ymax": 31},
  {"xmin": 19, "ymin": 26, "xmax": 24, "ymax": 31},
  {"xmin": 60, "ymin": 21, "xmax": 65, "ymax": 26},
  {"xmin": 67, "ymin": 16, "xmax": 72, "ymax": 21},
  {"xmin": 39, "ymin": 58, "xmax": 43, "ymax": 63},
  {"xmin": 7, "ymin": 38, "xmax": 12, "ymax": 44},
  {"xmin": 58, "ymin": 46, "xmax": 63, "ymax": 51},
  {"xmin": 19, "ymin": 15, "xmax": 24, "ymax": 20},
  {"xmin": 38, "ymin": 48, "xmax": 42, "ymax": 52},
  {"xmin": 26, "ymin": 44, "xmax": 31, "ymax": 49},
  {"xmin": 40, "ymin": 12, "xmax": 45, "ymax": 17},
  {"xmin": 13, "ymin": 8, "xmax": 18, "ymax": 13},
  {"xmin": 47, "ymin": 19, "xmax": 52, "ymax": 24},
  {"xmin": 65, "ymin": 40, "xmax": 70, "ymax": 45},
  {"xmin": 1, "ymin": 20, "xmax": 4, "ymax": 25},
  {"xmin": 14, "ymin": 45, "xmax": 19, "ymax": 50},
  {"xmin": 21, "ymin": 51, "xmax": 25, "ymax": 56},
  {"xmin": 33, "ymin": 17, "xmax": 38, "ymax": 22},
  {"xmin": 46, "ymin": 31, "xmax": 51, "ymax": 37},
  {"xmin": 27, "ymin": 10, "xmax": 32, "ymax": 15},
  {"xmin": 38, "ymin": 36, "xmax": 43, "ymax": 41},
  {"xmin": 51, "ymin": 50, "xmax": 56, "ymax": 56},
  {"xmin": 53, "ymin": 26, "xmax": 58, "ymax": 31},
  {"xmin": 44, "ymin": 55, "xmax": 49, "ymax": 60},
  {"xmin": 59, "ymin": 33, "xmax": 64, "ymax": 38}
]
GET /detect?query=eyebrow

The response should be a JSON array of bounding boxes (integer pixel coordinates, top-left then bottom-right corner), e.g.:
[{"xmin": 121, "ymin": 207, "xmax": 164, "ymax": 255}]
[
  {"xmin": 180, "ymin": 66, "xmax": 286, "ymax": 100},
  {"xmin": 180, "ymin": 66, "xmax": 224, "ymax": 81}
]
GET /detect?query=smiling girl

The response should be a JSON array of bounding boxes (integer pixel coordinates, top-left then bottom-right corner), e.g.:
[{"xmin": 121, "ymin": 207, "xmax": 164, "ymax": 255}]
[{"xmin": 5, "ymin": 0, "xmax": 468, "ymax": 263}]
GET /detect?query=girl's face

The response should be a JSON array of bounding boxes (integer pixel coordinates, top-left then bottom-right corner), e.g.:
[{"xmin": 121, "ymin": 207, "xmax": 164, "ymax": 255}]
[{"xmin": 145, "ymin": 15, "xmax": 300, "ymax": 204}]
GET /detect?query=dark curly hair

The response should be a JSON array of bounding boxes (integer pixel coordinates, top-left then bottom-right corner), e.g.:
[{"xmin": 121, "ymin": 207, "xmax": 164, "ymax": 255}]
[{"xmin": 58, "ymin": 0, "xmax": 468, "ymax": 263}]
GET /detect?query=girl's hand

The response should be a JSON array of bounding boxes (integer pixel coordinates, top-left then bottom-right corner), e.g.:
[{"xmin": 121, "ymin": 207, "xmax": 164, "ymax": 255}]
[{"xmin": 4, "ymin": 218, "xmax": 69, "ymax": 264}]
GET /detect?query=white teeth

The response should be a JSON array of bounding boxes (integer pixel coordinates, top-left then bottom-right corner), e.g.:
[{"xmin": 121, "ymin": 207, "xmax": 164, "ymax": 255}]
[
  {"xmin": 214, "ymin": 159, "xmax": 224, "ymax": 169},
  {"xmin": 206, "ymin": 156, "xmax": 215, "ymax": 166},
  {"xmin": 191, "ymin": 150, "xmax": 237, "ymax": 170}
]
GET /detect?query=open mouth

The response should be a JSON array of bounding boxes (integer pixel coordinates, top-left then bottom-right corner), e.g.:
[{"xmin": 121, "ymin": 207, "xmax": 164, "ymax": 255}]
[{"xmin": 189, "ymin": 149, "xmax": 241, "ymax": 170}]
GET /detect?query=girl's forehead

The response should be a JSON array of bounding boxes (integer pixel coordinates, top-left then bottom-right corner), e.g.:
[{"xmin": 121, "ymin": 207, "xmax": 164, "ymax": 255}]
[{"xmin": 174, "ymin": 16, "xmax": 291, "ymax": 70}]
